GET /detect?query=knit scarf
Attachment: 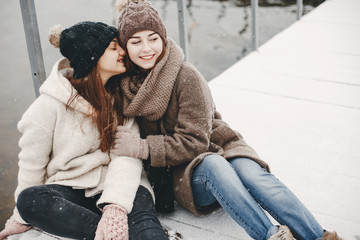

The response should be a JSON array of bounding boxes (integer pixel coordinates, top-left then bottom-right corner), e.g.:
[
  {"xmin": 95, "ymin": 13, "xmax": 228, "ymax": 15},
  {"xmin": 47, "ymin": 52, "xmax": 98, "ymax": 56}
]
[{"xmin": 120, "ymin": 38, "xmax": 184, "ymax": 121}]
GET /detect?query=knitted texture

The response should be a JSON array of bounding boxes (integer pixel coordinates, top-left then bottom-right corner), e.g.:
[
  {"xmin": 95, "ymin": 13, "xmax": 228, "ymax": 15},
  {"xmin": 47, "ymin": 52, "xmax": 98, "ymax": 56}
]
[
  {"xmin": 48, "ymin": 24, "xmax": 63, "ymax": 48},
  {"xmin": 120, "ymin": 39, "xmax": 184, "ymax": 121},
  {"xmin": 0, "ymin": 217, "xmax": 31, "ymax": 239},
  {"xmin": 116, "ymin": 0, "xmax": 166, "ymax": 46},
  {"xmin": 268, "ymin": 225, "xmax": 293, "ymax": 240},
  {"xmin": 111, "ymin": 126, "xmax": 149, "ymax": 160},
  {"xmin": 95, "ymin": 204, "xmax": 129, "ymax": 240},
  {"xmin": 49, "ymin": 21, "xmax": 118, "ymax": 79}
]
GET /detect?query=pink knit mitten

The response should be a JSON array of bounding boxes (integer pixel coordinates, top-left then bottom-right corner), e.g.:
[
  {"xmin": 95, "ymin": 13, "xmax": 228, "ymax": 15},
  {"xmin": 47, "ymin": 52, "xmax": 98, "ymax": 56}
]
[
  {"xmin": 95, "ymin": 204, "xmax": 129, "ymax": 240},
  {"xmin": 0, "ymin": 217, "xmax": 31, "ymax": 240}
]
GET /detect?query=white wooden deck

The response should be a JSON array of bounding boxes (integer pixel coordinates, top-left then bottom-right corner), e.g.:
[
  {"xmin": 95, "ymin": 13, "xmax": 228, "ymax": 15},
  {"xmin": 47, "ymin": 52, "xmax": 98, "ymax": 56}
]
[
  {"xmin": 9, "ymin": 0, "xmax": 360, "ymax": 239},
  {"xmin": 159, "ymin": 0, "xmax": 360, "ymax": 239}
]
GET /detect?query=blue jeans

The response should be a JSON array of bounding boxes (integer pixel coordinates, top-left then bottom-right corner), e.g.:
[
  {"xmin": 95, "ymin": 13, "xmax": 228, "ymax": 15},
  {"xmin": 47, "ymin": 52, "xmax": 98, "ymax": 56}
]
[
  {"xmin": 17, "ymin": 184, "xmax": 168, "ymax": 240},
  {"xmin": 191, "ymin": 155, "xmax": 324, "ymax": 240}
]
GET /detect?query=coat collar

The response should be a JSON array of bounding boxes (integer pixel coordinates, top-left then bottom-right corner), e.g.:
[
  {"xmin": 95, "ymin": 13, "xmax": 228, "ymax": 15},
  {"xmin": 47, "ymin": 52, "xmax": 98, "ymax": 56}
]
[{"xmin": 40, "ymin": 58, "xmax": 94, "ymax": 115}]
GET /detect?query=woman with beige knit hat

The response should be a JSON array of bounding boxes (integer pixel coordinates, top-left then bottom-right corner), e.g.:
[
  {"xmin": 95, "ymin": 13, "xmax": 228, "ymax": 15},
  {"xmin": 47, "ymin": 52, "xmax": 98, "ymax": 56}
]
[
  {"xmin": 112, "ymin": 0, "xmax": 343, "ymax": 239},
  {"xmin": 0, "ymin": 21, "xmax": 169, "ymax": 240}
]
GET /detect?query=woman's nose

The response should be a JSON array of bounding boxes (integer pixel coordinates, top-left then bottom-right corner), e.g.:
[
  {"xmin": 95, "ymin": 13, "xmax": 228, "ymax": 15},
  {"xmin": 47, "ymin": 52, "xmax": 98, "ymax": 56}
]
[
  {"xmin": 119, "ymin": 47, "xmax": 125, "ymax": 56},
  {"xmin": 141, "ymin": 41, "xmax": 151, "ymax": 52}
]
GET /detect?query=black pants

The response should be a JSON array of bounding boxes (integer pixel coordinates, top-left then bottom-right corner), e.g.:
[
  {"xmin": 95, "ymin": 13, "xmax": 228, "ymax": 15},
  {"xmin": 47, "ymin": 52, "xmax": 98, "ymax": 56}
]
[{"xmin": 17, "ymin": 184, "xmax": 168, "ymax": 240}]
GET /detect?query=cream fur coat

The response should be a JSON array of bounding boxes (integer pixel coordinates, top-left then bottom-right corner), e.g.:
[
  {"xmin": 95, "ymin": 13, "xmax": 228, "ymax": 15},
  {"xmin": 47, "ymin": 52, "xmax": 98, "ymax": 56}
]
[{"xmin": 12, "ymin": 58, "xmax": 153, "ymax": 224}]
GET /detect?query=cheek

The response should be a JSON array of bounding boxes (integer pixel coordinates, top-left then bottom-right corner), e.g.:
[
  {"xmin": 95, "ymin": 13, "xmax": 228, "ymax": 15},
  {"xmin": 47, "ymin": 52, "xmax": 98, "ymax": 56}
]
[
  {"xmin": 98, "ymin": 59, "xmax": 110, "ymax": 70},
  {"xmin": 155, "ymin": 43, "xmax": 164, "ymax": 54},
  {"xmin": 127, "ymin": 49, "xmax": 137, "ymax": 62},
  {"xmin": 98, "ymin": 56, "xmax": 117, "ymax": 71},
  {"xmin": 126, "ymin": 43, "xmax": 134, "ymax": 60}
]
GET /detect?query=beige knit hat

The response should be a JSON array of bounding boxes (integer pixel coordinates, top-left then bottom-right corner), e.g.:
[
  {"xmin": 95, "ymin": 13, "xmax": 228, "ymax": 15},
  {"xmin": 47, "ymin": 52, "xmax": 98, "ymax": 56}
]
[{"xmin": 115, "ymin": 0, "xmax": 167, "ymax": 47}]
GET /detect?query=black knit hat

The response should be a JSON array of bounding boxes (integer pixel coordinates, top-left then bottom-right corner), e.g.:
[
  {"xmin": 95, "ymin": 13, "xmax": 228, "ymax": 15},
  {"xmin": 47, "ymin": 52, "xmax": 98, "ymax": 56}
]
[{"xmin": 49, "ymin": 21, "xmax": 118, "ymax": 79}]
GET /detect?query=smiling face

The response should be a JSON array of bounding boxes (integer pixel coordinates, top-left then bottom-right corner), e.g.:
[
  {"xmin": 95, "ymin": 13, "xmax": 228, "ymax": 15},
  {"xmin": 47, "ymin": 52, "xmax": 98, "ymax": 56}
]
[
  {"xmin": 126, "ymin": 30, "xmax": 164, "ymax": 70},
  {"xmin": 97, "ymin": 38, "xmax": 126, "ymax": 85}
]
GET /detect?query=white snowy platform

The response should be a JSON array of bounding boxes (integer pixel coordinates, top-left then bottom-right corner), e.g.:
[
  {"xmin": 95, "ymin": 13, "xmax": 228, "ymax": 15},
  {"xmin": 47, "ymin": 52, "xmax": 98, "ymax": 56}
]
[
  {"xmin": 10, "ymin": 0, "xmax": 360, "ymax": 239},
  {"xmin": 160, "ymin": 0, "xmax": 360, "ymax": 239}
]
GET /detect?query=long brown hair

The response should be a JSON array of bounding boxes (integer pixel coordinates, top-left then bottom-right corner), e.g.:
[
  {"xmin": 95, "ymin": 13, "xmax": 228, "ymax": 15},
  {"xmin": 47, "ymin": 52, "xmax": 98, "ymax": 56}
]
[{"xmin": 67, "ymin": 67, "xmax": 125, "ymax": 152}]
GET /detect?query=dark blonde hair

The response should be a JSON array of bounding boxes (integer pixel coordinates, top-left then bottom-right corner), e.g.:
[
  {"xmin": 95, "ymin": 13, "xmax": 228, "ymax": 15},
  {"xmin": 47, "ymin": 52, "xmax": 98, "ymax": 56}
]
[{"xmin": 67, "ymin": 67, "xmax": 125, "ymax": 152}]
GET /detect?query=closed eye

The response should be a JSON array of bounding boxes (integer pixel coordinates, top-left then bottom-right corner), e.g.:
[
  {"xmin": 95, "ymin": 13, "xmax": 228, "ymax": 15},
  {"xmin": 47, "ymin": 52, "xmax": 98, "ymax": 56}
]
[{"xmin": 131, "ymin": 40, "xmax": 141, "ymax": 45}]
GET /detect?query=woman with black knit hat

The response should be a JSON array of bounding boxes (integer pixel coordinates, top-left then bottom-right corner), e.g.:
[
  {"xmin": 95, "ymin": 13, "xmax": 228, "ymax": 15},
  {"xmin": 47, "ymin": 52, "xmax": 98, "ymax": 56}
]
[
  {"xmin": 111, "ymin": 0, "xmax": 343, "ymax": 239},
  {"xmin": 0, "ymin": 21, "xmax": 168, "ymax": 240}
]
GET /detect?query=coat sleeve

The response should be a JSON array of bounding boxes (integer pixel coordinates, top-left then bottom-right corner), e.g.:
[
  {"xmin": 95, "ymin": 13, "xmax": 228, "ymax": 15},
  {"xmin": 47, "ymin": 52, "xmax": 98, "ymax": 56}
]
[
  {"xmin": 97, "ymin": 118, "xmax": 143, "ymax": 213},
  {"xmin": 147, "ymin": 64, "xmax": 214, "ymax": 167},
  {"xmin": 13, "ymin": 96, "xmax": 56, "ymax": 224}
]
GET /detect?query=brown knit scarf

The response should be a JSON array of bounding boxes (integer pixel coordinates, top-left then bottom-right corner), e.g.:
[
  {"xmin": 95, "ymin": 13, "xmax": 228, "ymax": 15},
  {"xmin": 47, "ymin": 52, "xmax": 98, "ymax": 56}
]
[{"xmin": 121, "ymin": 39, "xmax": 184, "ymax": 121}]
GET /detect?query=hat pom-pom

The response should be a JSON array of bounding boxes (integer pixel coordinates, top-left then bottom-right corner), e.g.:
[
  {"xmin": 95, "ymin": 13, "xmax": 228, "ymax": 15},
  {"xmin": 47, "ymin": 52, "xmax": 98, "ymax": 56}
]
[
  {"xmin": 48, "ymin": 24, "xmax": 64, "ymax": 48},
  {"xmin": 114, "ymin": 0, "xmax": 147, "ymax": 16}
]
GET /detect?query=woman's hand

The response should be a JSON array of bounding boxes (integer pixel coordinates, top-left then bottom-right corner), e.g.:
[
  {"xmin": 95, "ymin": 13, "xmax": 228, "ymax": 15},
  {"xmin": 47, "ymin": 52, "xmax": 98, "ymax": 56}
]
[
  {"xmin": 95, "ymin": 204, "xmax": 129, "ymax": 240},
  {"xmin": 0, "ymin": 217, "xmax": 31, "ymax": 240},
  {"xmin": 111, "ymin": 126, "xmax": 149, "ymax": 160}
]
